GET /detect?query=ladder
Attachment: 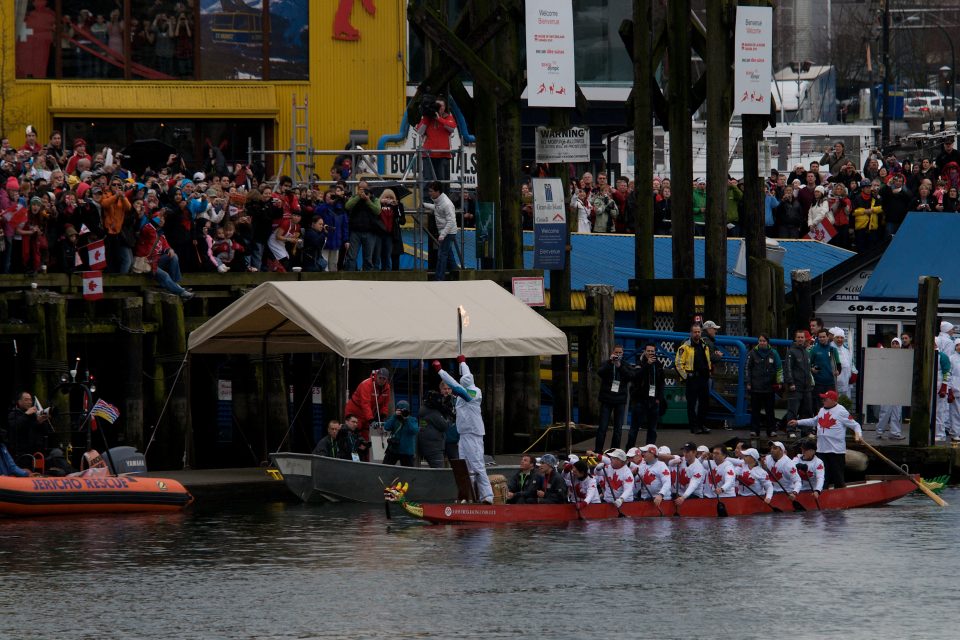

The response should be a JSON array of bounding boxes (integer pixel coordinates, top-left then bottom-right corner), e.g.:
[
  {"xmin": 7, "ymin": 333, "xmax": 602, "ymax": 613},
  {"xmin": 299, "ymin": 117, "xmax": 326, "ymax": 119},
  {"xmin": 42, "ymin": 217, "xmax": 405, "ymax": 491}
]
[{"xmin": 286, "ymin": 95, "xmax": 312, "ymax": 184}]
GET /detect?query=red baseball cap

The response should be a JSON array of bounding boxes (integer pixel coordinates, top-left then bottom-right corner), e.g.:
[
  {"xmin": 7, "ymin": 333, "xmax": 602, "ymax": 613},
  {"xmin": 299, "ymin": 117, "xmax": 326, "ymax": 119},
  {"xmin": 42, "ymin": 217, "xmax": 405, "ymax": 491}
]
[{"xmin": 819, "ymin": 390, "xmax": 838, "ymax": 402}]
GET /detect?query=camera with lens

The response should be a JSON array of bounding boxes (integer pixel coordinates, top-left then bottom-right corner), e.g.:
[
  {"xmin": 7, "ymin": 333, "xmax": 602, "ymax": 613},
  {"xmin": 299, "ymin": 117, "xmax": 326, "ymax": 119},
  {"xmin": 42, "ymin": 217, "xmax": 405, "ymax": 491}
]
[
  {"xmin": 38, "ymin": 406, "xmax": 56, "ymax": 419},
  {"xmin": 421, "ymin": 93, "xmax": 440, "ymax": 119},
  {"xmin": 400, "ymin": 408, "xmax": 410, "ymax": 418}
]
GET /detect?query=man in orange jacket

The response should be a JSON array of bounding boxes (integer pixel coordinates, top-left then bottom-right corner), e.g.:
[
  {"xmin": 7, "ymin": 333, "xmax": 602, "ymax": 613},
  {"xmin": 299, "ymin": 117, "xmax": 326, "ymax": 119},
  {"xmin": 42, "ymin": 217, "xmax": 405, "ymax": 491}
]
[{"xmin": 343, "ymin": 368, "xmax": 391, "ymax": 461}]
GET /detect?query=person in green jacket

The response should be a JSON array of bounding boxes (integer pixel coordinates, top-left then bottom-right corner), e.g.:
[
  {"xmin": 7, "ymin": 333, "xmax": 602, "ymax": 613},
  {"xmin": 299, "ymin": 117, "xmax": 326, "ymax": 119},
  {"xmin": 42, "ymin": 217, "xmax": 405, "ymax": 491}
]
[
  {"xmin": 692, "ymin": 178, "xmax": 707, "ymax": 235},
  {"xmin": 726, "ymin": 177, "xmax": 743, "ymax": 235}
]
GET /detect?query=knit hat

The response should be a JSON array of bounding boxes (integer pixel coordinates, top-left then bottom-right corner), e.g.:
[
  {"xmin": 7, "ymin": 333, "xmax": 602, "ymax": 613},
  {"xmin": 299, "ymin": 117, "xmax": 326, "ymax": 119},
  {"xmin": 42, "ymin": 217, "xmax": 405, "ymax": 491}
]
[
  {"xmin": 860, "ymin": 179, "xmax": 872, "ymax": 187},
  {"xmin": 73, "ymin": 138, "xmax": 87, "ymax": 148},
  {"xmin": 63, "ymin": 224, "xmax": 78, "ymax": 237},
  {"xmin": 891, "ymin": 337, "xmax": 902, "ymax": 347},
  {"xmin": 76, "ymin": 182, "xmax": 91, "ymax": 199},
  {"xmin": 5, "ymin": 176, "xmax": 19, "ymax": 190},
  {"xmin": 29, "ymin": 196, "xmax": 41, "ymax": 206},
  {"xmin": 941, "ymin": 321, "xmax": 954, "ymax": 333},
  {"xmin": 830, "ymin": 327, "xmax": 845, "ymax": 338},
  {"xmin": 540, "ymin": 453, "xmax": 558, "ymax": 467}
]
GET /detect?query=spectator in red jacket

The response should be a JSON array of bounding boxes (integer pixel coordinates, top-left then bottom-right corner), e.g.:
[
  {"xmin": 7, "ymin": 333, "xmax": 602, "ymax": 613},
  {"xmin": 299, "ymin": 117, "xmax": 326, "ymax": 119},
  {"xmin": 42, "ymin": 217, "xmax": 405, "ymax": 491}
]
[{"xmin": 343, "ymin": 368, "xmax": 392, "ymax": 461}]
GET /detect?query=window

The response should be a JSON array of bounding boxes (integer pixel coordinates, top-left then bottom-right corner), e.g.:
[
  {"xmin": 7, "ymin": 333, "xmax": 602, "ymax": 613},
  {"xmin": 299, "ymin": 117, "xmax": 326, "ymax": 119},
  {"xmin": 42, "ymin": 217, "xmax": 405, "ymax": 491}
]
[{"xmin": 17, "ymin": 0, "xmax": 307, "ymax": 80}]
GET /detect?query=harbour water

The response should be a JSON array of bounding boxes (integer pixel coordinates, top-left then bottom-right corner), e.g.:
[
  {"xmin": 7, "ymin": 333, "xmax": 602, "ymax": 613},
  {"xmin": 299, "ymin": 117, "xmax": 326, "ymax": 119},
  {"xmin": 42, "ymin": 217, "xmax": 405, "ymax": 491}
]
[{"xmin": 2, "ymin": 489, "xmax": 958, "ymax": 639}]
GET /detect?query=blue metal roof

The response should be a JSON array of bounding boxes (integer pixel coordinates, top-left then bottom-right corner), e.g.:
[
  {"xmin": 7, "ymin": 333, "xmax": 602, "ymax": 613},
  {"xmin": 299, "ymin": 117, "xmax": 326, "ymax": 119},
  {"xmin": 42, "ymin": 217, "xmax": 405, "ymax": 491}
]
[
  {"xmin": 445, "ymin": 231, "xmax": 854, "ymax": 294},
  {"xmin": 860, "ymin": 213, "xmax": 960, "ymax": 302}
]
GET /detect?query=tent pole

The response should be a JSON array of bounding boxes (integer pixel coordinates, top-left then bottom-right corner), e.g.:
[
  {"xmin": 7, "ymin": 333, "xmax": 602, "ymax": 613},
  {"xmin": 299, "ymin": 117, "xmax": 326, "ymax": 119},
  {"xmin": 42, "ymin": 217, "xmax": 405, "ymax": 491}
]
[
  {"xmin": 418, "ymin": 359, "xmax": 424, "ymax": 413},
  {"xmin": 343, "ymin": 357, "xmax": 350, "ymax": 418},
  {"xmin": 566, "ymin": 352, "xmax": 573, "ymax": 455},
  {"xmin": 261, "ymin": 337, "xmax": 268, "ymax": 465}
]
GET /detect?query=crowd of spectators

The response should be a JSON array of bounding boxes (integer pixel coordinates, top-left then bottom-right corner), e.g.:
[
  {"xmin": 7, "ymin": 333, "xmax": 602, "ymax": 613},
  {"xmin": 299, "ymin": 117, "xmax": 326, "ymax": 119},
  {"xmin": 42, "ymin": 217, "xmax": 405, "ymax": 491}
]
[
  {"xmin": 530, "ymin": 137, "xmax": 960, "ymax": 254},
  {"xmin": 0, "ymin": 128, "xmax": 414, "ymax": 297}
]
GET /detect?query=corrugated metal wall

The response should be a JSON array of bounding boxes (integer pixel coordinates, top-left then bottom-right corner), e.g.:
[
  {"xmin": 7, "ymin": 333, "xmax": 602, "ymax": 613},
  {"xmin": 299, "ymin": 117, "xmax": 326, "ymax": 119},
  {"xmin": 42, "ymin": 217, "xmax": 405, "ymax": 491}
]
[{"xmin": 0, "ymin": 1, "xmax": 407, "ymax": 154}]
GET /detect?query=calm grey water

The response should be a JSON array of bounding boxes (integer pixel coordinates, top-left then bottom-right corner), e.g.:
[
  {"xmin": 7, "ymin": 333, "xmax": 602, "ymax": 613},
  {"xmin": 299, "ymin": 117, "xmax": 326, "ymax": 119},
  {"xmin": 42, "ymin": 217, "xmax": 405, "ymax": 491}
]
[{"xmin": 2, "ymin": 489, "xmax": 958, "ymax": 639}]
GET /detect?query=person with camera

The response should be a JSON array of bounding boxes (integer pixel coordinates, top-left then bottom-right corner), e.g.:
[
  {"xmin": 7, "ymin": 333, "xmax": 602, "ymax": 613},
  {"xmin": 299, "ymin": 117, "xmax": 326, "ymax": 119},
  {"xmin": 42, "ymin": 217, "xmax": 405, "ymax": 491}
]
[
  {"xmin": 337, "ymin": 414, "xmax": 370, "ymax": 462},
  {"xmin": 344, "ymin": 180, "xmax": 381, "ymax": 271},
  {"xmin": 6, "ymin": 390, "xmax": 54, "ymax": 466},
  {"xmin": 315, "ymin": 189, "xmax": 348, "ymax": 272},
  {"xmin": 595, "ymin": 344, "xmax": 634, "ymax": 452},
  {"xmin": 626, "ymin": 342, "xmax": 665, "ymax": 449},
  {"xmin": 382, "ymin": 401, "xmax": 419, "ymax": 467},
  {"xmin": 418, "ymin": 388, "xmax": 452, "ymax": 468},
  {"xmin": 415, "ymin": 95, "xmax": 457, "ymax": 191},
  {"xmin": 301, "ymin": 215, "xmax": 328, "ymax": 272}
]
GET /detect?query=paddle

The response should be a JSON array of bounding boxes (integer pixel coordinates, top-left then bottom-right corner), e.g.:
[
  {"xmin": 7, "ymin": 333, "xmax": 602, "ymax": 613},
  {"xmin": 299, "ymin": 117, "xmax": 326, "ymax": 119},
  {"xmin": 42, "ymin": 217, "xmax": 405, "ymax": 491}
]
[
  {"xmin": 860, "ymin": 440, "xmax": 948, "ymax": 507},
  {"xmin": 761, "ymin": 458, "xmax": 806, "ymax": 512},
  {"xmin": 638, "ymin": 467, "xmax": 664, "ymax": 517},
  {"xmin": 571, "ymin": 476, "xmax": 585, "ymax": 521},
  {"xmin": 672, "ymin": 463, "xmax": 681, "ymax": 517},
  {"xmin": 736, "ymin": 473, "xmax": 782, "ymax": 513},
  {"xmin": 797, "ymin": 466, "xmax": 822, "ymax": 510},
  {"xmin": 599, "ymin": 465, "xmax": 626, "ymax": 518},
  {"xmin": 705, "ymin": 459, "xmax": 729, "ymax": 518}
]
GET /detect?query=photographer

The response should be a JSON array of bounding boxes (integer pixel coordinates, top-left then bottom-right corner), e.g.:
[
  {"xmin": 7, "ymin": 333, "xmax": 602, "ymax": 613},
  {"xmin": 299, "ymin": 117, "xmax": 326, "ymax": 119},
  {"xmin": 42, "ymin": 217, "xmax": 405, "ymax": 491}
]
[
  {"xmin": 594, "ymin": 344, "xmax": 634, "ymax": 452},
  {"xmin": 415, "ymin": 95, "xmax": 457, "ymax": 191},
  {"xmin": 7, "ymin": 391, "xmax": 54, "ymax": 465},
  {"xmin": 344, "ymin": 180, "xmax": 380, "ymax": 271},
  {"xmin": 337, "ymin": 414, "xmax": 370, "ymax": 462},
  {"xmin": 382, "ymin": 401, "xmax": 419, "ymax": 467}
]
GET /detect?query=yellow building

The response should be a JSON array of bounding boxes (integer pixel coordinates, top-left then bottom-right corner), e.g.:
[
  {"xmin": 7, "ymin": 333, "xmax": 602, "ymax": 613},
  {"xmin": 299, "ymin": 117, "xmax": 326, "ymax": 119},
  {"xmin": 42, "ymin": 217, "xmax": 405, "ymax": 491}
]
[{"xmin": 2, "ymin": 1, "xmax": 406, "ymax": 174}]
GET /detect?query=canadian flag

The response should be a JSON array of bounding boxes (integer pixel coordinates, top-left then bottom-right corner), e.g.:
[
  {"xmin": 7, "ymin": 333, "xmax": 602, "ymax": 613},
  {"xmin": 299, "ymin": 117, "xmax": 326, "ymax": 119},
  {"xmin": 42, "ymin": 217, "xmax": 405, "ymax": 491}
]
[
  {"xmin": 82, "ymin": 271, "xmax": 104, "ymax": 301},
  {"xmin": 807, "ymin": 219, "xmax": 837, "ymax": 243},
  {"xmin": 87, "ymin": 239, "xmax": 107, "ymax": 270}
]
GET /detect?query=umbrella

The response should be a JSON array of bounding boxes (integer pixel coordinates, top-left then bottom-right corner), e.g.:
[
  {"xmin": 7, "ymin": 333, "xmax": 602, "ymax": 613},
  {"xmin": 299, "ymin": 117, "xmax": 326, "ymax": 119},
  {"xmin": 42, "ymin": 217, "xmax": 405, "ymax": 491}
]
[
  {"xmin": 119, "ymin": 139, "xmax": 179, "ymax": 175},
  {"xmin": 367, "ymin": 181, "xmax": 413, "ymax": 201}
]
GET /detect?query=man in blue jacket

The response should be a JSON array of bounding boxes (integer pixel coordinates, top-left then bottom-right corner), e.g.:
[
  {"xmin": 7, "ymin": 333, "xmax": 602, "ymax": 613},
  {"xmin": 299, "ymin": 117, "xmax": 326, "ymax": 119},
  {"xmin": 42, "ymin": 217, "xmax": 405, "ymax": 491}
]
[
  {"xmin": 809, "ymin": 329, "xmax": 840, "ymax": 397},
  {"xmin": 383, "ymin": 401, "xmax": 419, "ymax": 467}
]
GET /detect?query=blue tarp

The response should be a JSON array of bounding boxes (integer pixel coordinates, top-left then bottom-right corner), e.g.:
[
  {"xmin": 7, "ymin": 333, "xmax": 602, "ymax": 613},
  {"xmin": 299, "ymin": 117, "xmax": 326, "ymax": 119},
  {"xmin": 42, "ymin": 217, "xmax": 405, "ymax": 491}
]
[
  {"xmin": 860, "ymin": 213, "xmax": 960, "ymax": 302},
  {"xmin": 402, "ymin": 230, "xmax": 854, "ymax": 294}
]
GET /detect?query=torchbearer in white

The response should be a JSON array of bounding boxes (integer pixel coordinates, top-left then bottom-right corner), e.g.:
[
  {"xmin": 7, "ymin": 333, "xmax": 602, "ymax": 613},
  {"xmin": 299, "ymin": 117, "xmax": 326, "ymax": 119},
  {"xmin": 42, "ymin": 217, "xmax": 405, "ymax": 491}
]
[{"xmin": 434, "ymin": 354, "xmax": 492, "ymax": 504}]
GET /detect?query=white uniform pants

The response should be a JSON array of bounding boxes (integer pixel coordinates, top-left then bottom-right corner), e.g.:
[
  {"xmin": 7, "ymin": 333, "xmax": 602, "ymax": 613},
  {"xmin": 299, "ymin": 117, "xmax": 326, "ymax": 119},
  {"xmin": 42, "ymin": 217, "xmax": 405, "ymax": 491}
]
[
  {"xmin": 876, "ymin": 405, "xmax": 902, "ymax": 437},
  {"xmin": 458, "ymin": 433, "xmax": 493, "ymax": 501},
  {"xmin": 936, "ymin": 395, "xmax": 949, "ymax": 440},
  {"xmin": 949, "ymin": 393, "xmax": 960, "ymax": 438}
]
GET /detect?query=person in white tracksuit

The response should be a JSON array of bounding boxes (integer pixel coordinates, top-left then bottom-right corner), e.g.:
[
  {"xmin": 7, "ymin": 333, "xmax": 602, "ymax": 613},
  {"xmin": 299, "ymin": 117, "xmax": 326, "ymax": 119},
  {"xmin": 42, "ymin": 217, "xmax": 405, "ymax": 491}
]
[
  {"xmin": 830, "ymin": 328, "xmax": 858, "ymax": 398},
  {"xmin": 935, "ymin": 322, "xmax": 955, "ymax": 442},
  {"xmin": 435, "ymin": 356, "xmax": 493, "ymax": 503},
  {"xmin": 876, "ymin": 337, "xmax": 905, "ymax": 439},
  {"xmin": 948, "ymin": 340, "xmax": 960, "ymax": 442}
]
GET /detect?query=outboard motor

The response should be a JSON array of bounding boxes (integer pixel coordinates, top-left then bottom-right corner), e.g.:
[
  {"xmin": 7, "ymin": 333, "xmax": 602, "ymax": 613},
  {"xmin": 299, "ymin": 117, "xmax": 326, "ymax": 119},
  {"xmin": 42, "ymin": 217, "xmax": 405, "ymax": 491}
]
[{"xmin": 105, "ymin": 447, "xmax": 148, "ymax": 475}]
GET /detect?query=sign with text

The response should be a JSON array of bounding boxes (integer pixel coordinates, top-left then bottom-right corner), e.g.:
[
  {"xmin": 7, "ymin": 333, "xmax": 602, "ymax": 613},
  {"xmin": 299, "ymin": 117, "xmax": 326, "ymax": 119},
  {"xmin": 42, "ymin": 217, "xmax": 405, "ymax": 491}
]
[
  {"xmin": 532, "ymin": 178, "xmax": 567, "ymax": 270},
  {"xmin": 535, "ymin": 126, "xmax": 590, "ymax": 163},
  {"xmin": 512, "ymin": 277, "xmax": 546, "ymax": 307},
  {"xmin": 525, "ymin": 0, "xmax": 576, "ymax": 107},
  {"xmin": 733, "ymin": 6, "xmax": 773, "ymax": 116}
]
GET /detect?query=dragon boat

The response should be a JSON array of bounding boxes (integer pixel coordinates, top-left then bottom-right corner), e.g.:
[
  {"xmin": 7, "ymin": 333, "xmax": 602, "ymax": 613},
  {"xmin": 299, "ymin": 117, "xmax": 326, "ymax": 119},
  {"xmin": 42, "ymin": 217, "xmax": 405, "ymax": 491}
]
[{"xmin": 390, "ymin": 476, "xmax": 919, "ymax": 524}]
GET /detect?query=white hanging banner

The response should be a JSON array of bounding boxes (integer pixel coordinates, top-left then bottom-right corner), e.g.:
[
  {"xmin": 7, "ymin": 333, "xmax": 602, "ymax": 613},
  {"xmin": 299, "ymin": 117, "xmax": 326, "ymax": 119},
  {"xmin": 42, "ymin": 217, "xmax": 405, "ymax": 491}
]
[
  {"xmin": 733, "ymin": 6, "xmax": 773, "ymax": 116},
  {"xmin": 525, "ymin": 0, "xmax": 576, "ymax": 108}
]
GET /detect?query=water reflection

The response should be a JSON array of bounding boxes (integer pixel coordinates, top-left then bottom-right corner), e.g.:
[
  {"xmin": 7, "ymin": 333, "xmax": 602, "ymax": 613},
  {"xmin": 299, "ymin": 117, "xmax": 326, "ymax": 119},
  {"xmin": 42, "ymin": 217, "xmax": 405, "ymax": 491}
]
[{"xmin": 0, "ymin": 491, "xmax": 956, "ymax": 639}]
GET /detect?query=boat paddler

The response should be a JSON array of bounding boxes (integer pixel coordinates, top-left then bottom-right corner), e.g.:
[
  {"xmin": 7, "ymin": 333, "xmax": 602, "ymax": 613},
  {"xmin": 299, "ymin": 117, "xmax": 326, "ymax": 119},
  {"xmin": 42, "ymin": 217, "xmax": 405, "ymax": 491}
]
[
  {"xmin": 434, "ymin": 356, "xmax": 494, "ymax": 504},
  {"xmin": 736, "ymin": 447, "xmax": 774, "ymax": 503},
  {"xmin": 597, "ymin": 448, "xmax": 634, "ymax": 508},
  {"xmin": 787, "ymin": 389, "xmax": 862, "ymax": 488},
  {"xmin": 762, "ymin": 441, "xmax": 801, "ymax": 499},
  {"xmin": 674, "ymin": 442, "xmax": 705, "ymax": 506},
  {"xmin": 793, "ymin": 439, "xmax": 825, "ymax": 495},
  {"xmin": 634, "ymin": 444, "xmax": 671, "ymax": 504}
]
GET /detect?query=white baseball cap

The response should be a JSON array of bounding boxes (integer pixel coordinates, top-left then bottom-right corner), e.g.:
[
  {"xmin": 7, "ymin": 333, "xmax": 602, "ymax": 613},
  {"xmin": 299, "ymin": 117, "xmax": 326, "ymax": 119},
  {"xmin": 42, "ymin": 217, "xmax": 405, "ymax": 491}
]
[
  {"xmin": 741, "ymin": 448, "xmax": 760, "ymax": 461},
  {"xmin": 770, "ymin": 441, "xmax": 786, "ymax": 451},
  {"xmin": 702, "ymin": 320, "xmax": 721, "ymax": 330}
]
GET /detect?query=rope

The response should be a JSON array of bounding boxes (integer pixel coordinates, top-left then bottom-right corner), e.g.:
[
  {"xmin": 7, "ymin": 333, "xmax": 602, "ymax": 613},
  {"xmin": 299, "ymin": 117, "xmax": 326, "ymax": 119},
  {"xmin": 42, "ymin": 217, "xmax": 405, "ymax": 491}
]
[
  {"xmin": 143, "ymin": 352, "xmax": 188, "ymax": 458},
  {"xmin": 522, "ymin": 424, "xmax": 567, "ymax": 454},
  {"xmin": 274, "ymin": 362, "xmax": 326, "ymax": 453}
]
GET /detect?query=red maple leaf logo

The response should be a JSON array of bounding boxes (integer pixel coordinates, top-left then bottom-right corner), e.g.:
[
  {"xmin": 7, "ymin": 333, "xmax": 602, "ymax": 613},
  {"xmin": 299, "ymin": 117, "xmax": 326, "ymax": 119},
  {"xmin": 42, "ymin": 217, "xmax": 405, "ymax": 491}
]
[
  {"xmin": 642, "ymin": 471, "xmax": 657, "ymax": 485},
  {"xmin": 576, "ymin": 486, "xmax": 586, "ymax": 499},
  {"xmin": 770, "ymin": 467, "xmax": 783, "ymax": 482},
  {"xmin": 94, "ymin": 249, "xmax": 102, "ymax": 261},
  {"xmin": 818, "ymin": 412, "xmax": 837, "ymax": 430},
  {"xmin": 740, "ymin": 472, "xmax": 755, "ymax": 486},
  {"xmin": 680, "ymin": 470, "xmax": 688, "ymax": 484},
  {"xmin": 608, "ymin": 473, "xmax": 624, "ymax": 492},
  {"xmin": 709, "ymin": 470, "xmax": 722, "ymax": 485},
  {"xmin": 87, "ymin": 280, "xmax": 98, "ymax": 292}
]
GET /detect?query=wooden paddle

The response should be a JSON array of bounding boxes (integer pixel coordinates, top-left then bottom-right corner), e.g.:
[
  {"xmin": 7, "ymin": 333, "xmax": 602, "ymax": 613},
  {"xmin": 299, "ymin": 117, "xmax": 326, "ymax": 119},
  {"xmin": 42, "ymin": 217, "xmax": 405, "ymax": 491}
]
[
  {"xmin": 737, "ymin": 475, "xmax": 783, "ymax": 513},
  {"xmin": 599, "ymin": 465, "xmax": 626, "ymax": 518},
  {"xmin": 705, "ymin": 459, "xmax": 729, "ymax": 518},
  {"xmin": 761, "ymin": 458, "xmax": 806, "ymax": 512},
  {"xmin": 801, "ymin": 473, "xmax": 822, "ymax": 510},
  {"xmin": 859, "ymin": 441, "xmax": 948, "ymax": 507},
  {"xmin": 638, "ymin": 469, "xmax": 664, "ymax": 517}
]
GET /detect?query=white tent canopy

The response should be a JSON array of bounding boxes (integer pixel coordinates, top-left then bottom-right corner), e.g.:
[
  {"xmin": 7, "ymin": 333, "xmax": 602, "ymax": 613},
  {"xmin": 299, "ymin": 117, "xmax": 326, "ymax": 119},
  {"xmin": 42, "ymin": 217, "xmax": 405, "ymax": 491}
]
[{"xmin": 187, "ymin": 280, "xmax": 569, "ymax": 359}]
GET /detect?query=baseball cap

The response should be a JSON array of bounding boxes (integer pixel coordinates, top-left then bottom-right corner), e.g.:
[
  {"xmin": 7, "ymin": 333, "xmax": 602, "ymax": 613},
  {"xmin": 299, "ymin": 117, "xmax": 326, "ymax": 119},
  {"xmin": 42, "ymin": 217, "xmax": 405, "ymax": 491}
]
[
  {"xmin": 567, "ymin": 454, "xmax": 580, "ymax": 464},
  {"xmin": 702, "ymin": 320, "xmax": 721, "ymax": 330},
  {"xmin": 770, "ymin": 441, "xmax": 786, "ymax": 451},
  {"xmin": 819, "ymin": 390, "xmax": 839, "ymax": 402},
  {"xmin": 540, "ymin": 453, "xmax": 558, "ymax": 467},
  {"xmin": 640, "ymin": 444, "xmax": 657, "ymax": 454},
  {"xmin": 396, "ymin": 400, "xmax": 409, "ymax": 411},
  {"xmin": 657, "ymin": 446, "xmax": 672, "ymax": 456},
  {"xmin": 696, "ymin": 445, "xmax": 710, "ymax": 454},
  {"xmin": 681, "ymin": 442, "xmax": 698, "ymax": 452},
  {"xmin": 860, "ymin": 179, "xmax": 872, "ymax": 187},
  {"xmin": 741, "ymin": 447, "xmax": 760, "ymax": 461},
  {"xmin": 626, "ymin": 447, "xmax": 641, "ymax": 458},
  {"xmin": 607, "ymin": 449, "xmax": 627, "ymax": 462}
]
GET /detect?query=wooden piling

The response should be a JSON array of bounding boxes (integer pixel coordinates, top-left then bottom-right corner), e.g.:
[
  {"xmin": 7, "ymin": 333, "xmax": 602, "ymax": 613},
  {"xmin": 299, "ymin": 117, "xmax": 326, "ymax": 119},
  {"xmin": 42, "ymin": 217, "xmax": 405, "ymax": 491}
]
[
  {"xmin": 158, "ymin": 293, "xmax": 190, "ymax": 469},
  {"xmin": 631, "ymin": 0, "xmax": 655, "ymax": 330},
  {"xmin": 667, "ymin": 0, "xmax": 695, "ymax": 330},
  {"xmin": 121, "ymin": 296, "xmax": 145, "ymax": 449},
  {"xmin": 911, "ymin": 276, "xmax": 939, "ymax": 446}
]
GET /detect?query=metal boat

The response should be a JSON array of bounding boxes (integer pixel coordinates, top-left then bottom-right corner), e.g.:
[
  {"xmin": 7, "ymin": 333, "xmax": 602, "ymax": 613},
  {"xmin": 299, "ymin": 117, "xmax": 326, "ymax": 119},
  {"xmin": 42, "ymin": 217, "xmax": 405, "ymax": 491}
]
[{"xmin": 271, "ymin": 452, "xmax": 517, "ymax": 503}]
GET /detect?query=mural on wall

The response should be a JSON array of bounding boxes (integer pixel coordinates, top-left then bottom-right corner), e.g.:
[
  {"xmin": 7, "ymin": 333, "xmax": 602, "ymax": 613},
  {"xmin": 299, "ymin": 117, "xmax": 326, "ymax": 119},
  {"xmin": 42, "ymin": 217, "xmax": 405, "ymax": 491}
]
[{"xmin": 333, "ymin": 0, "xmax": 375, "ymax": 41}]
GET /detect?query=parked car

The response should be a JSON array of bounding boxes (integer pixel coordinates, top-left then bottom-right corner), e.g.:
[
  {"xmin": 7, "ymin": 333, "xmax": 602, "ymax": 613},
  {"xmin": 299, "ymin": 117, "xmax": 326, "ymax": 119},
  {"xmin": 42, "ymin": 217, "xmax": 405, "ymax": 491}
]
[{"xmin": 904, "ymin": 96, "xmax": 944, "ymax": 118}]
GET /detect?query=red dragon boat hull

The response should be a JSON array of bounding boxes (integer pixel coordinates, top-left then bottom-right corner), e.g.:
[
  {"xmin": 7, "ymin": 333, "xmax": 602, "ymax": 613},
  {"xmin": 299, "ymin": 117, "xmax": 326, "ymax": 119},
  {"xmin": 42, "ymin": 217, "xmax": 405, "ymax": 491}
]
[{"xmin": 399, "ymin": 478, "xmax": 917, "ymax": 524}]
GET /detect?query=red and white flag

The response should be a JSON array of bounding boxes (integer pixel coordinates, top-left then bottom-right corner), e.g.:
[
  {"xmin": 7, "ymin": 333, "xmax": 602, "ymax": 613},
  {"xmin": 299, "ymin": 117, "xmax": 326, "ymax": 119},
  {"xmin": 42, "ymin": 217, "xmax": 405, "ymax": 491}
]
[
  {"xmin": 807, "ymin": 219, "xmax": 837, "ymax": 243},
  {"xmin": 82, "ymin": 271, "xmax": 104, "ymax": 301},
  {"xmin": 87, "ymin": 239, "xmax": 106, "ymax": 270}
]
